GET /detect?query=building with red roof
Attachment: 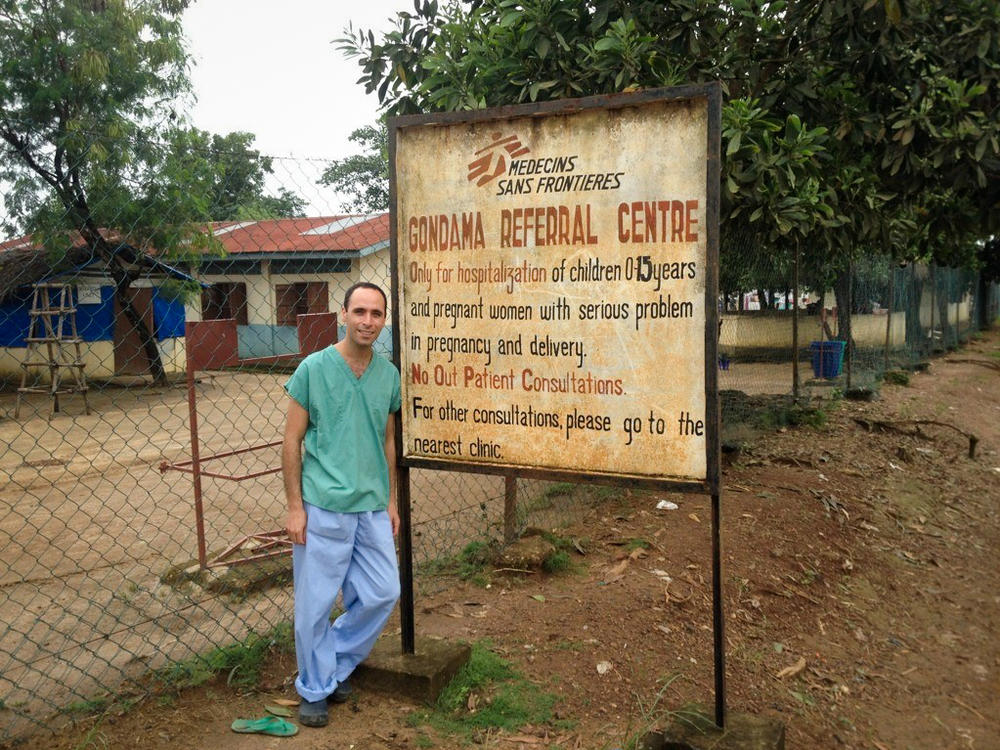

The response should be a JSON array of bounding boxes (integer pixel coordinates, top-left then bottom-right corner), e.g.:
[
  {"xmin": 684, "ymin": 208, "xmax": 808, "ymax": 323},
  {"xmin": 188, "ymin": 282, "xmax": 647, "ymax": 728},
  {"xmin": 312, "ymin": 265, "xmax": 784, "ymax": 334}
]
[
  {"xmin": 191, "ymin": 214, "xmax": 391, "ymax": 359},
  {"xmin": 0, "ymin": 214, "xmax": 391, "ymax": 382}
]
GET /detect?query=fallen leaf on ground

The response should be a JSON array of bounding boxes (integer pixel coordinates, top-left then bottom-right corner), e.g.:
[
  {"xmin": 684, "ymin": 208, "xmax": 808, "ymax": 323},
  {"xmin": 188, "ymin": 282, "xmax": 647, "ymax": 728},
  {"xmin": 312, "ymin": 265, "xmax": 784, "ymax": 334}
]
[
  {"xmin": 665, "ymin": 581, "xmax": 692, "ymax": 604},
  {"xmin": 265, "ymin": 705, "xmax": 293, "ymax": 717},
  {"xmin": 776, "ymin": 657, "xmax": 807, "ymax": 679},
  {"xmin": 788, "ymin": 689, "xmax": 815, "ymax": 705},
  {"xmin": 604, "ymin": 559, "xmax": 629, "ymax": 581},
  {"xmin": 270, "ymin": 698, "xmax": 299, "ymax": 707}
]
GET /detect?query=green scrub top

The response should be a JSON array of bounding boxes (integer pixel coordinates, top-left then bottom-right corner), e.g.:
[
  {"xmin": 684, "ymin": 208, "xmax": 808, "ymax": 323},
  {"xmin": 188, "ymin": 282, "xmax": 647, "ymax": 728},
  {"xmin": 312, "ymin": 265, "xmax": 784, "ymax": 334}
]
[{"xmin": 285, "ymin": 346, "xmax": 401, "ymax": 513}]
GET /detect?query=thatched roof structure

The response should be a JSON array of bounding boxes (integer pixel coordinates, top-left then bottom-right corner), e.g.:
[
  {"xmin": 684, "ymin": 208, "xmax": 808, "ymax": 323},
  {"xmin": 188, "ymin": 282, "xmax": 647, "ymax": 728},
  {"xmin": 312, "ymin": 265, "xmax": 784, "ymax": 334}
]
[
  {"xmin": 0, "ymin": 242, "xmax": 97, "ymax": 302},
  {"xmin": 0, "ymin": 234, "xmax": 197, "ymax": 304}
]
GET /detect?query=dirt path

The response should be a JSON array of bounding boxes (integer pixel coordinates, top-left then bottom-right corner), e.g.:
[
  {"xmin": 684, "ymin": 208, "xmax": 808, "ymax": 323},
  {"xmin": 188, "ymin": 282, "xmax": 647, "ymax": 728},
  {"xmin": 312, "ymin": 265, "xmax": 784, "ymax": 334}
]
[{"xmin": 5, "ymin": 330, "xmax": 999, "ymax": 750}]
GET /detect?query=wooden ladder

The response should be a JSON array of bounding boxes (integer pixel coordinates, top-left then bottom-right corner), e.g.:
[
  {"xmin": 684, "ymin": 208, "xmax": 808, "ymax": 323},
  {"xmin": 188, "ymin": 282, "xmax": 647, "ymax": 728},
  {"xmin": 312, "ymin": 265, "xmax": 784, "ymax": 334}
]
[{"xmin": 15, "ymin": 282, "xmax": 91, "ymax": 419}]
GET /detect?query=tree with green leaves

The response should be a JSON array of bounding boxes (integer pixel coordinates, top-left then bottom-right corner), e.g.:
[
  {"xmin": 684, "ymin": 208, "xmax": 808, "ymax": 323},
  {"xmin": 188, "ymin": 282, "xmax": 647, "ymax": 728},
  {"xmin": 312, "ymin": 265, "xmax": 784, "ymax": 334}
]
[
  {"xmin": 0, "ymin": 1, "xmax": 309, "ymax": 382},
  {"xmin": 160, "ymin": 128, "xmax": 307, "ymax": 220},
  {"xmin": 0, "ymin": 0, "xmax": 209, "ymax": 382},
  {"xmin": 341, "ymin": 0, "xmax": 999, "ymax": 342},
  {"xmin": 317, "ymin": 122, "xmax": 388, "ymax": 213},
  {"xmin": 339, "ymin": 0, "xmax": 836, "ymax": 298}
]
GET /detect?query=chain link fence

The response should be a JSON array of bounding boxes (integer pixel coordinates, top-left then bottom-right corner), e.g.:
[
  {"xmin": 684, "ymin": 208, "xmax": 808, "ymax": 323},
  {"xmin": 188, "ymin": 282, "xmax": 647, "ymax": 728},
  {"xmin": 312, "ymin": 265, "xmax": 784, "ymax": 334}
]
[
  {"xmin": 718, "ymin": 248, "xmax": 999, "ymax": 417},
  {"xmin": 1, "ymin": 149, "xmax": 997, "ymax": 743}
]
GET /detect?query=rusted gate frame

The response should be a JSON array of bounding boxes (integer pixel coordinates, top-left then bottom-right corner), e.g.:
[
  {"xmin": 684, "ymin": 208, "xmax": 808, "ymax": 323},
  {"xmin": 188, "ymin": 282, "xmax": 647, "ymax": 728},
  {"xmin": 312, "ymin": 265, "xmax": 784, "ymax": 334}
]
[
  {"xmin": 157, "ymin": 362, "xmax": 291, "ymax": 570},
  {"xmin": 160, "ymin": 314, "xmax": 337, "ymax": 570}
]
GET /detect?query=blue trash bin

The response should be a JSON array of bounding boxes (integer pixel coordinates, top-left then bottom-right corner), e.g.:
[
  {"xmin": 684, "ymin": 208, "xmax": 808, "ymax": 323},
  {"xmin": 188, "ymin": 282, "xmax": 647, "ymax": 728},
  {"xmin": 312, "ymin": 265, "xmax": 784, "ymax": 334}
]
[{"xmin": 809, "ymin": 340, "xmax": 845, "ymax": 379}]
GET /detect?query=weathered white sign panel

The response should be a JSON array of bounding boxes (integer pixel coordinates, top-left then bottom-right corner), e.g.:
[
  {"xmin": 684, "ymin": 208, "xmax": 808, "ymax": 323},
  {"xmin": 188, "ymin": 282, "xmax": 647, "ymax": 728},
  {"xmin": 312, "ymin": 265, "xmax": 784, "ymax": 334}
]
[{"xmin": 392, "ymin": 88, "xmax": 718, "ymax": 484}]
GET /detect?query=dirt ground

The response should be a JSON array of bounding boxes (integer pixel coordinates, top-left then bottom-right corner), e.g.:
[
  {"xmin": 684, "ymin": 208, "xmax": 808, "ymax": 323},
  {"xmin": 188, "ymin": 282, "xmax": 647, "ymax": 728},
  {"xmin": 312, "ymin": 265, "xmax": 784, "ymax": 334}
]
[
  {"xmin": 0, "ymin": 368, "xmax": 507, "ymax": 740},
  {"xmin": 6, "ymin": 330, "xmax": 999, "ymax": 750}
]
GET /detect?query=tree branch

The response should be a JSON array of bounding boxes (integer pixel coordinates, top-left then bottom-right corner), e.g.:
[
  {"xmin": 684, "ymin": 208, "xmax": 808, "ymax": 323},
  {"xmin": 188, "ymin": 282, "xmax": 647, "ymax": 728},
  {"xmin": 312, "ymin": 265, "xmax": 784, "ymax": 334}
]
[
  {"xmin": 853, "ymin": 417, "xmax": 979, "ymax": 459},
  {"xmin": 0, "ymin": 128, "xmax": 61, "ymax": 188}
]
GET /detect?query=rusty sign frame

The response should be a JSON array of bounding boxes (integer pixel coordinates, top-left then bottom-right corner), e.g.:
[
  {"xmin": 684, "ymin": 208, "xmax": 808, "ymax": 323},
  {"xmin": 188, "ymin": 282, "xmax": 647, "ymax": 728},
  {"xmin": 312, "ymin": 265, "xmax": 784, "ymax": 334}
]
[{"xmin": 388, "ymin": 83, "xmax": 725, "ymax": 725}]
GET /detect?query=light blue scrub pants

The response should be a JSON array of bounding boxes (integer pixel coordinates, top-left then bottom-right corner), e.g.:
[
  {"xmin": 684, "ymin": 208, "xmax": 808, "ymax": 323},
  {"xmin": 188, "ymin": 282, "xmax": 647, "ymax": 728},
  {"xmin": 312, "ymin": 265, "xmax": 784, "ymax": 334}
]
[{"xmin": 292, "ymin": 504, "xmax": 400, "ymax": 703}]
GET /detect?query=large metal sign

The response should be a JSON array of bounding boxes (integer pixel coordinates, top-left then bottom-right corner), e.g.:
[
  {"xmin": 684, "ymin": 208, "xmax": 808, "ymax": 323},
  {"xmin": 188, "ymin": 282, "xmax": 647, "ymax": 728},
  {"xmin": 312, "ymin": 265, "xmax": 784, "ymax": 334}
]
[{"xmin": 390, "ymin": 85, "xmax": 720, "ymax": 493}]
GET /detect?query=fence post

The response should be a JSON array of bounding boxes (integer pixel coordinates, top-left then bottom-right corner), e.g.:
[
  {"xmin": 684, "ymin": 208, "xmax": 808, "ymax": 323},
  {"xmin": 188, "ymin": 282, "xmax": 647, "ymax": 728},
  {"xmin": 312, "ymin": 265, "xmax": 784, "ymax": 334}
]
[
  {"xmin": 792, "ymin": 242, "xmax": 800, "ymax": 401},
  {"xmin": 846, "ymin": 260, "xmax": 853, "ymax": 390},
  {"xmin": 185, "ymin": 358, "xmax": 208, "ymax": 570},
  {"xmin": 504, "ymin": 475, "xmax": 518, "ymax": 543},
  {"xmin": 954, "ymin": 272, "xmax": 960, "ymax": 347},
  {"xmin": 884, "ymin": 266, "xmax": 894, "ymax": 373},
  {"xmin": 929, "ymin": 265, "xmax": 936, "ymax": 353}
]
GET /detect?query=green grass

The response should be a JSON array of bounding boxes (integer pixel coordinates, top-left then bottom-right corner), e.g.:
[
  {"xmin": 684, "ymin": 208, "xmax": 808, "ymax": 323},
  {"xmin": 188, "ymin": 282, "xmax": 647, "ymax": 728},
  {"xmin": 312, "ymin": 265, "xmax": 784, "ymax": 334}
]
[
  {"xmin": 882, "ymin": 369, "xmax": 911, "ymax": 385},
  {"xmin": 542, "ymin": 482, "xmax": 576, "ymax": 499},
  {"xmin": 456, "ymin": 541, "xmax": 494, "ymax": 585},
  {"xmin": 519, "ymin": 481, "xmax": 578, "ymax": 516},
  {"xmin": 625, "ymin": 538, "xmax": 651, "ymax": 553},
  {"xmin": 722, "ymin": 391, "xmax": 837, "ymax": 432},
  {"xmin": 407, "ymin": 641, "xmax": 563, "ymax": 741},
  {"xmin": 591, "ymin": 485, "xmax": 619, "ymax": 501},
  {"xmin": 154, "ymin": 622, "xmax": 294, "ymax": 690},
  {"xmin": 616, "ymin": 675, "xmax": 703, "ymax": 750},
  {"xmin": 551, "ymin": 640, "xmax": 585, "ymax": 652},
  {"xmin": 417, "ymin": 540, "xmax": 497, "ymax": 586},
  {"xmin": 542, "ymin": 549, "xmax": 571, "ymax": 573},
  {"xmin": 756, "ymin": 402, "xmax": 829, "ymax": 429},
  {"xmin": 64, "ymin": 698, "xmax": 109, "ymax": 715},
  {"xmin": 72, "ymin": 724, "xmax": 110, "ymax": 750},
  {"xmin": 538, "ymin": 532, "xmax": 586, "ymax": 574}
]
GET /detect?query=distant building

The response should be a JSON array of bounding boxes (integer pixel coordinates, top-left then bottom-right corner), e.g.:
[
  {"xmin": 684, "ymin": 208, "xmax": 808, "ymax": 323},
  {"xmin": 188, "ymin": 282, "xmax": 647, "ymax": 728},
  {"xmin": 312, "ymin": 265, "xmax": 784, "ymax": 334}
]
[
  {"xmin": 0, "ymin": 237, "xmax": 195, "ymax": 381},
  {"xmin": 190, "ymin": 214, "xmax": 391, "ymax": 359},
  {"xmin": 0, "ymin": 214, "xmax": 391, "ymax": 380}
]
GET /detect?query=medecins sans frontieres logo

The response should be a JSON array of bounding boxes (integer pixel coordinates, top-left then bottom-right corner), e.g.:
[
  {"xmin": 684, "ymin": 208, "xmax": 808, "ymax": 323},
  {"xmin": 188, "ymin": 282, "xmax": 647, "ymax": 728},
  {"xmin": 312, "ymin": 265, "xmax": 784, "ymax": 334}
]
[{"xmin": 467, "ymin": 132, "xmax": 530, "ymax": 187}]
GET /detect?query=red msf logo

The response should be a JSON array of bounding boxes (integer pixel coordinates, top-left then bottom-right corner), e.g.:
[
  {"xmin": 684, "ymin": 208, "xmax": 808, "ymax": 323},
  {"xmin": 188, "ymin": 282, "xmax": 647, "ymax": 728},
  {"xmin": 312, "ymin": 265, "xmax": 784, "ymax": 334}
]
[{"xmin": 467, "ymin": 132, "xmax": 530, "ymax": 186}]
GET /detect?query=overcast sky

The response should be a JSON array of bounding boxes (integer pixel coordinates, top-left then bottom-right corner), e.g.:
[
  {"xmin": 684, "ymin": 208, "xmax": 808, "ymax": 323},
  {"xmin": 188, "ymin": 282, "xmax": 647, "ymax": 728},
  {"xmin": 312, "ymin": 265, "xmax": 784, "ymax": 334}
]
[
  {"xmin": 0, "ymin": 2, "xmax": 411, "ymax": 227},
  {"xmin": 181, "ymin": 0, "xmax": 412, "ymax": 213}
]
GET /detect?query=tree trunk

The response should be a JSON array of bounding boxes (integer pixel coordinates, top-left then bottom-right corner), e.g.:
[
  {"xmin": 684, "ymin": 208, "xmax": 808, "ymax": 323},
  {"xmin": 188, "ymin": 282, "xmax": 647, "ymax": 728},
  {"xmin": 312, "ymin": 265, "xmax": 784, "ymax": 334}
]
[
  {"xmin": 935, "ymin": 269, "xmax": 954, "ymax": 348},
  {"xmin": 82, "ymin": 223, "xmax": 168, "ymax": 385},
  {"xmin": 110, "ymin": 265, "xmax": 167, "ymax": 383},
  {"xmin": 833, "ymin": 268, "xmax": 853, "ymax": 350},
  {"xmin": 977, "ymin": 273, "xmax": 991, "ymax": 330},
  {"xmin": 792, "ymin": 244, "xmax": 800, "ymax": 400},
  {"xmin": 904, "ymin": 267, "xmax": 926, "ymax": 356},
  {"xmin": 758, "ymin": 288, "xmax": 770, "ymax": 310},
  {"xmin": 9, "ymin": 136, "xmax": 171, "ymax": 385}
]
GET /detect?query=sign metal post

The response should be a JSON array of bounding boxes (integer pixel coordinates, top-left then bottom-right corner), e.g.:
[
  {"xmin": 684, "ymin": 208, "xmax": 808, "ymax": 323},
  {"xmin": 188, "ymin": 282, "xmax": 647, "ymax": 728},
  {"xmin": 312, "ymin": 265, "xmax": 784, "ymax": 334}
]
[{"xmin": 389, "ymin": 84, "xmax": 725, "ymax": 725}]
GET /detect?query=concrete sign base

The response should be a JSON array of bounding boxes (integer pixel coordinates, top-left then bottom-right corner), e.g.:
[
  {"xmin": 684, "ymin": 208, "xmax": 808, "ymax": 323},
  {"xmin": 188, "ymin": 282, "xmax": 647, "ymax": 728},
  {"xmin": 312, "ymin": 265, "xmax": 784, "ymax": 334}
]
[{"xmin": 643, "ymin": 708, "xmax": 785, "ymax": 750}]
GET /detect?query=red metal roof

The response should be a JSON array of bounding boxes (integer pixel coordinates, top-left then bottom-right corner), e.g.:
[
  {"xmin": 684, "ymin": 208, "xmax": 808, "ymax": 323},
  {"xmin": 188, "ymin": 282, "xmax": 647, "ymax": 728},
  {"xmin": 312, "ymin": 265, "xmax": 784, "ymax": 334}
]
[
  {"xmin": 209, "ymin": 214, "xmax": 389, "ymax": 255},
  {"xmin": 0, "ymin": 214, "xmax": 390, "ymax": 258}
]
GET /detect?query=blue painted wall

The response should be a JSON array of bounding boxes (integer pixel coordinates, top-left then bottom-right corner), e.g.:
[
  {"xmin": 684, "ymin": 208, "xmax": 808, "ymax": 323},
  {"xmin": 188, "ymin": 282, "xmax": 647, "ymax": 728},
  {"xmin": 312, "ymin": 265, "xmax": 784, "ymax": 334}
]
[{"xmin": 0, "ymin": 285, "xmax": 185, "ymax": 347}]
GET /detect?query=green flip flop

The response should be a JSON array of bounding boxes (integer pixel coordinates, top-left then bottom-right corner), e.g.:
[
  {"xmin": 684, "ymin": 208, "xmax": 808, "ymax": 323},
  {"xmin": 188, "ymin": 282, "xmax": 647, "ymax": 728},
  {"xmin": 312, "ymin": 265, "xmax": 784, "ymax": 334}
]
[{"xmin": 230, "ymin": 715, "xmax": 299, "ymax": 736}]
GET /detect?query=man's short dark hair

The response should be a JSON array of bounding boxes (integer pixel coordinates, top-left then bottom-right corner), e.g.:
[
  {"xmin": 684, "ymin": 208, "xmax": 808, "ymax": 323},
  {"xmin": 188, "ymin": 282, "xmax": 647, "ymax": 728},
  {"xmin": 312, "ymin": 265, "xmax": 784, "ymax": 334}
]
[{"xmin": 343, "ymin": 282, "xmax": 387, "ymax": 312}]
